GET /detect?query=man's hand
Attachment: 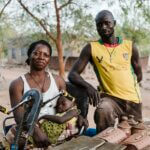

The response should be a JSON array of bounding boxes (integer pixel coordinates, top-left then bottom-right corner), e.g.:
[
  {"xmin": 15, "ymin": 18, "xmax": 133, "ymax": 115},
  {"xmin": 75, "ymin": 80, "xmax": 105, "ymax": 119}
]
[
  {"xmin": 77, "ymin": 115, "xmax": 89, "ymax": 132},
  {"xmin": 86, "ymin": 84, "xmax": 101, "ymax": 107},
  {"xmin": 33, "ymin": 126, "xmax": 50, "ymax": 148}
]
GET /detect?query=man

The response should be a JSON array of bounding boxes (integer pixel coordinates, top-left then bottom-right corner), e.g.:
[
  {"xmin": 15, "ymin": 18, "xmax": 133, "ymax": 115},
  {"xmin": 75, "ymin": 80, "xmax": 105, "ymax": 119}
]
[{"xmin": 68, "ymin": 10, "xmax": 142, "ymax": 133}]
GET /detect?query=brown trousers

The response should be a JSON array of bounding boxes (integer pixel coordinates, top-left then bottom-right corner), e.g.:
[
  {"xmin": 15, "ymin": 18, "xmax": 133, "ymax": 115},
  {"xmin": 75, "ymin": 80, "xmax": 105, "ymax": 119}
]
[
  {"xmin": 66, "ymin": 82, "xmax": 142, "ymax": 133},
  {"xmin": 94, "ymin": 95, "xmax": 142, "ymax": 133}
]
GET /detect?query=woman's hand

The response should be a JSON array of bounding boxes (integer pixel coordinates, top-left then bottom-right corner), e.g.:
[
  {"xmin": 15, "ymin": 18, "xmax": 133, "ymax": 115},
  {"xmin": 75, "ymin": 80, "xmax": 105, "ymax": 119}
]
[{"xmin": 33, "ymin": 126, "xmax": 50, "ymax": 148}]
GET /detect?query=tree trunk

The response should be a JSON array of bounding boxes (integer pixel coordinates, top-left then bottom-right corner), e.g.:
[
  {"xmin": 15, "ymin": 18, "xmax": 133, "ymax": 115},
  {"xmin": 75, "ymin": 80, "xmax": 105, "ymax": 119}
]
[
  {"xmin": 56, "ymin": 40, "xmax": 65, "ymax": 78},
  {"xmin": 54, "ymin": 0, "xmax": 65, "ymax": 78}
]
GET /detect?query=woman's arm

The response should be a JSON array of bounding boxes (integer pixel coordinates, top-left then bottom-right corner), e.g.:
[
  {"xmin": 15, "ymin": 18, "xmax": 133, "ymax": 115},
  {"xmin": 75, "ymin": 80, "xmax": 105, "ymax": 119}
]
[
  {"xmin": 9, "ymin": 77, "xmax": 25, "ymax": 124},
  {"xmin": 54, "ymin": 74, "xmax": 66, "ymax": 91}
]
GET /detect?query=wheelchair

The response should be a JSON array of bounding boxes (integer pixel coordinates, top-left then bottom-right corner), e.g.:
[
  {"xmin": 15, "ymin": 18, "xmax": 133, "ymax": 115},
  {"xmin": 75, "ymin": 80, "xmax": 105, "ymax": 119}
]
[
  {"xmin": 0, "ymin": 89, "xmax": 72, "ymax": 150},
  {"xmin": 0, "ymin": 89, "xmax": 43, "ymax": 150}
]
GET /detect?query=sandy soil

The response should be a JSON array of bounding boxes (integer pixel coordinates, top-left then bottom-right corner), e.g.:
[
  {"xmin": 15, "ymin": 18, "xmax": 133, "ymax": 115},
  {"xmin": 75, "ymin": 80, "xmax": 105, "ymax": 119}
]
[{"xmin": 0, "ymin": 65, "xmax": 150, "ymax": 139}]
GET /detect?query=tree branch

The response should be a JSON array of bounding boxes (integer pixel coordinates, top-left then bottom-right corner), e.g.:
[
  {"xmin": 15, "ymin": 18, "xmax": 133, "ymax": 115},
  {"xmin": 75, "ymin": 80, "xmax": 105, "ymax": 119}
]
[
  {"xmin": 17, "ymin": 0, "xmax": 56, "ymax": 43},
  {"xmin": 54, "ymin": 0, "xmax": 61, "ymax": 40},
  {"xmin": 0, "ymin": 0, "xmax": 12, "ymax": 18},
  {"xmin": 58, "ymin": 0, "xmax": 73, "ymax": 11}
]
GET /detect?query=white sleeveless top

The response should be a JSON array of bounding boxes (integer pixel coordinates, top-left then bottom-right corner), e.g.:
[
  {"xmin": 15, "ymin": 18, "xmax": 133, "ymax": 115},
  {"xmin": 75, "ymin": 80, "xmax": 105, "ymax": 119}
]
[{"xmin": 21, "ymin": 72, "xmax": 60, "ymax": 118}]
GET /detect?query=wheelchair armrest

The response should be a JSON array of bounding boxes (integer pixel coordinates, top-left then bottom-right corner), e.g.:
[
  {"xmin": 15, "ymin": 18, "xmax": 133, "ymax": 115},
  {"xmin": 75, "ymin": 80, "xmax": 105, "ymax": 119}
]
[{"xmin": 3, "ymin": 116, "xmax": 14, "ymax": 135}]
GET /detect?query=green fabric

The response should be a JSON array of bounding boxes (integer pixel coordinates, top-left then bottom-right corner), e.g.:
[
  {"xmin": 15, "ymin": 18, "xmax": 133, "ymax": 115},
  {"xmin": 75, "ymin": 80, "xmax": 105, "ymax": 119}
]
[
  {"xmin": 28, "ymin": 120, "xmax": 66, "ymax": 146},
  {"xmin": 40, "ymin": 120, "xmax": 66, "ymax": 144}
]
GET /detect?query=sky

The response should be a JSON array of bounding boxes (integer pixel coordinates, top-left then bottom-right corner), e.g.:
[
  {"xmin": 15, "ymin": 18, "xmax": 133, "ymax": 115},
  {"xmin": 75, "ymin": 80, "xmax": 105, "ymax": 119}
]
[
  {"xmin": 2, "ymin": 0, "xmax": 121, "ymax": 22},
  {"xmin": 1, "ymin": 0, "xmax": 149, "ymax": 33},
  {"xmin": 71, "ymin": 0, "xmax": 122, "ymax": 23}
]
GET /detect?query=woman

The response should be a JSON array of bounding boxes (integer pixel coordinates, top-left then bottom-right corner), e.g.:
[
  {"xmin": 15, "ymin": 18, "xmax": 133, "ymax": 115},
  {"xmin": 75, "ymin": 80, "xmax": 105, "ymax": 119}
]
[{"xmin": 8, "ymin": 40, "xmax": 67, "ymax": 148}]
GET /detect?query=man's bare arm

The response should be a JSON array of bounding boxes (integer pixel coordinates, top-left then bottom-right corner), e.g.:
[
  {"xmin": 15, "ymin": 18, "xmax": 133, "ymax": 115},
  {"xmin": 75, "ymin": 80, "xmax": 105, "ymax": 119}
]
[
  {"xmin": 68, "ymin": 43, "xmax": 101, "ymax": 107},
  {"xmin": 68, "ymin": 44, "xmax": 92, "ymax": 88},
  {"xmin": 131, "ymin": 43, "xmax": 142, "ymax": 82}
]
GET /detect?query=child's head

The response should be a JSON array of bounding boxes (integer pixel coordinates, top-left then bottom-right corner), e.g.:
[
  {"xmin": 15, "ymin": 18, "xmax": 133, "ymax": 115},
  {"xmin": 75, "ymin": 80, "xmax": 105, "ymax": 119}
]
[{"xmin": 56, "ymin": 96, "xmax": 74, "ymax": 113}]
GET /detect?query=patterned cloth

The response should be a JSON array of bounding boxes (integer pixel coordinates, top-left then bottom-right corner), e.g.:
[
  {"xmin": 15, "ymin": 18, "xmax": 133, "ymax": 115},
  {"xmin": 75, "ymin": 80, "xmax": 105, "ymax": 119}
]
[
  {"xmin": 40, "ymin": 120, "xmax": 66, "ymax": 144},
  {"xmin": 40, "ymin": 108, "xmax": 79, "ymax": 145}
]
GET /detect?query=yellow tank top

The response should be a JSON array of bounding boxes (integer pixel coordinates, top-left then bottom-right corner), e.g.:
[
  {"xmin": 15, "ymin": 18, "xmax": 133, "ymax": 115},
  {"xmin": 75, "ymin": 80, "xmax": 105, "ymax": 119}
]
[{"xmin": 91, "ymin": 37, "xmax": 141, "ymax": 103}]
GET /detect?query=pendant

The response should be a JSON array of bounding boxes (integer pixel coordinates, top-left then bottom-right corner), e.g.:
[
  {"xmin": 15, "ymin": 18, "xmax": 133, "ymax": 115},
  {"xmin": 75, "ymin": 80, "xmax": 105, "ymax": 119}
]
[{"xmin": 110, "ymin": 56, "xmax": 112, "ymax": 62}]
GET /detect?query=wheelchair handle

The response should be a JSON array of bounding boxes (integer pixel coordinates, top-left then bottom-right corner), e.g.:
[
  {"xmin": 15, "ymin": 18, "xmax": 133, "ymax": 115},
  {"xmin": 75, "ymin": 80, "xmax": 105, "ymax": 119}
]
[
  {"xmin": 0, "ymin": 105, "xmax": 8, "ymax": 114},
  {"xmin": 7, "ymin": 97, "xmax": 32, "ymax": 115}
]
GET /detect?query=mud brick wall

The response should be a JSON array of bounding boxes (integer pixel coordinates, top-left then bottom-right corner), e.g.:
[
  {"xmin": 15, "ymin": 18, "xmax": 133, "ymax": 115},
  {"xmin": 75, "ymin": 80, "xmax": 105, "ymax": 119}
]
[{"xmin": 49, "ymin": 56, "xmax": 78, "ymax": 71}]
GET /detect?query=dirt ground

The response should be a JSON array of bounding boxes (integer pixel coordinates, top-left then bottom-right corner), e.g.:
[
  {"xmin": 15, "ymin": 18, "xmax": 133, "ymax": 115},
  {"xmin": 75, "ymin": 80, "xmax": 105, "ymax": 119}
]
[{"xmin": 0, "ymin": 64, "xmax": 150, "ymax": 139}]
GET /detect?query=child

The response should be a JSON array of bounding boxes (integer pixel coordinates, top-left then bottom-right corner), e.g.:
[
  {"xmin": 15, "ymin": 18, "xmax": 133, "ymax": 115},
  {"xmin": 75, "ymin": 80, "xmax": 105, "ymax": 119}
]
[{"xmin": 38, "ymin": 95, "xmax": 80, "ymax": 145}]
